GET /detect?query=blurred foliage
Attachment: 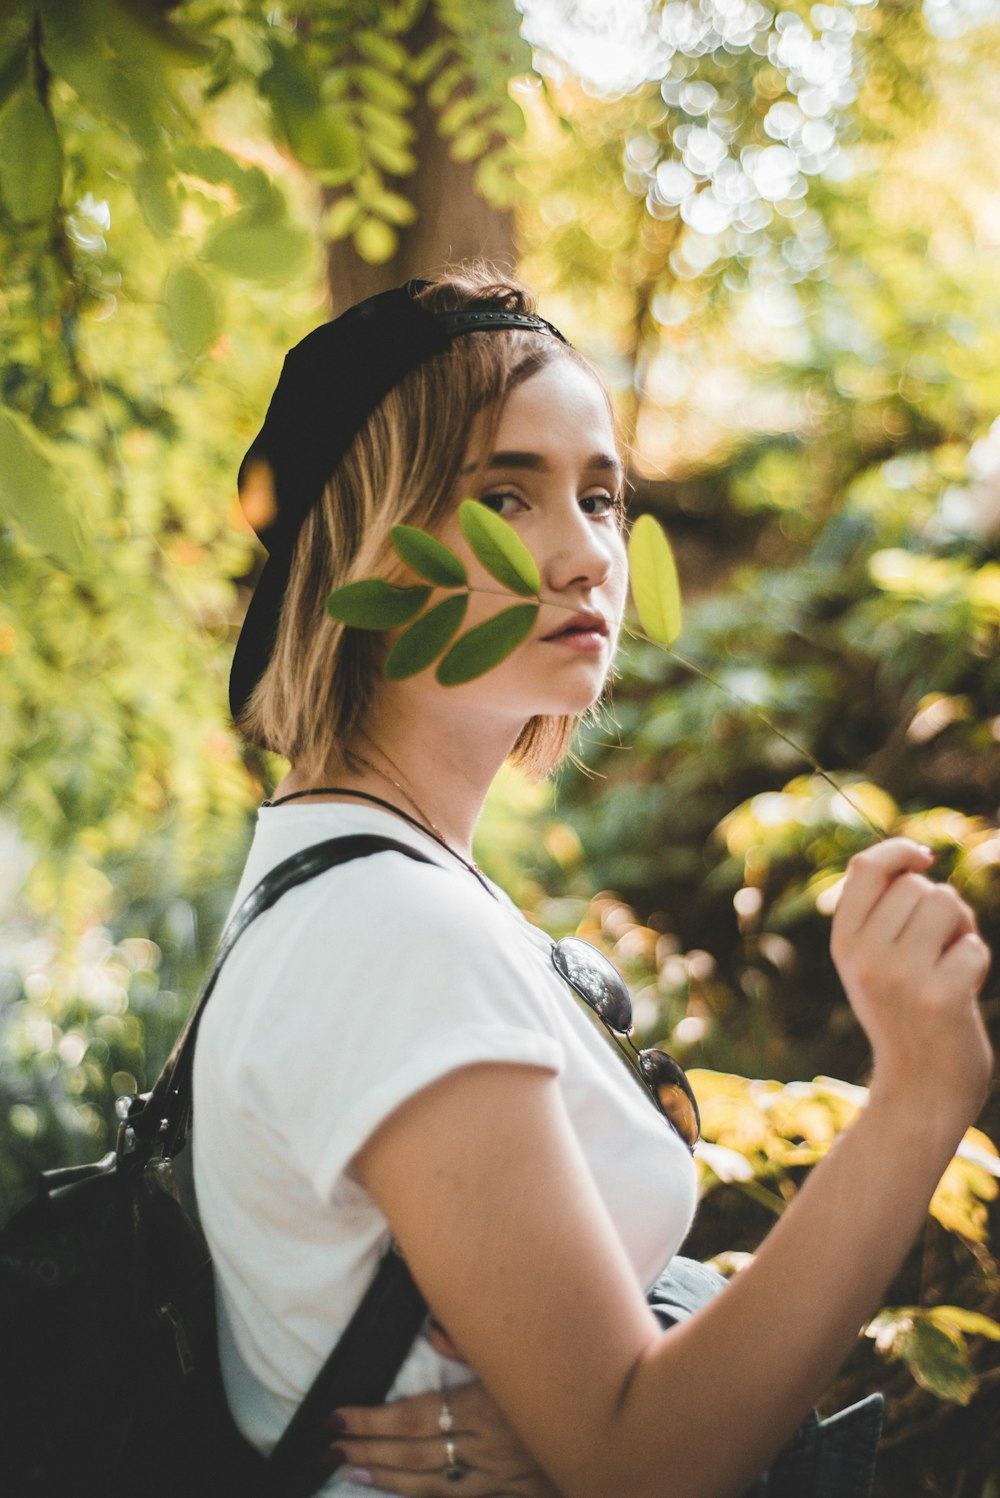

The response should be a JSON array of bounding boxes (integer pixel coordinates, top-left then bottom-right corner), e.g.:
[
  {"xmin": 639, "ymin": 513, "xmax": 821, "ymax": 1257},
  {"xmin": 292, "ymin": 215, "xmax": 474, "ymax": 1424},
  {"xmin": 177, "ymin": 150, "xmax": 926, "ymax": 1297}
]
[{"xmin": 4, "ymin": 0, "xmax": 1000, "ymax": 1491}]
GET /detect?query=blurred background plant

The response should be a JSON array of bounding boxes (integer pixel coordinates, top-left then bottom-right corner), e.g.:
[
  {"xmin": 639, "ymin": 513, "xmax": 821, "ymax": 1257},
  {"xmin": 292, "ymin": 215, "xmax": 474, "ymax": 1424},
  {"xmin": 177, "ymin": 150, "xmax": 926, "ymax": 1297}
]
[{"xmin": 2, "ymin": 0, "xmax": 1000, "ymax": 1490}]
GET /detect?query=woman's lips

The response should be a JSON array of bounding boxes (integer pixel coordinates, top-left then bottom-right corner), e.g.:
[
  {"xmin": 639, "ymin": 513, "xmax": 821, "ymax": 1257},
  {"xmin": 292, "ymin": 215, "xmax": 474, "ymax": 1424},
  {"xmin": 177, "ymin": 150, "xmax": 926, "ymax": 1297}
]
[{"xmin": 541, "ymin": 613, "xmax": 609, "ymax": 651}]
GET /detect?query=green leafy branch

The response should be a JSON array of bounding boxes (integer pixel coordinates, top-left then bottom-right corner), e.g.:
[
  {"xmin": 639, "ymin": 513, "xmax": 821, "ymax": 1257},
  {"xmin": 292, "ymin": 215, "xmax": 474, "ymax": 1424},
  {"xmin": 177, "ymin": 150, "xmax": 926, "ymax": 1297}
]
[{"xmin": 326, "ymin": 504, "xmax": 885, "ymax": 836}]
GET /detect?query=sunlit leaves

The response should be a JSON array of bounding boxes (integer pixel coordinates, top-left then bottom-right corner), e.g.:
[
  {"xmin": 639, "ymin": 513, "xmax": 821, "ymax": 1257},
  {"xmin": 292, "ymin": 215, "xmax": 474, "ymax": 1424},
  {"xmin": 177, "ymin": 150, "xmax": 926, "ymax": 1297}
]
[
  {"xmin": 864, "ymin": 1306, "xmax": 1000, "ymax": 1406},
  {"xmin": 325, "ymin": 579, "xmax": 431, "ymax": 628},
  {"xmin": 385, "ymin": 594, "xmax": 468, "ymax": 679},
  {"xmin": 628, "ymin": 514, "xmax": 682, "ymax": 645},
  {"xmin": 260, "ymin": 38, "xmax": 362, "ymax": 182},
  {"xmin": 437, "ymin": 604, "xmax": 539, "ymax": 685},
  {"xmin": 459, "ymin": 499, "xmax": 542, "ymax": 596},
  {"xmin": 163, "ymin": 263, "xmax": 221, "ymax": 360},
  {"xmin": 203, "ymin": 204, "xmax": 312, "ymax": 284},
  {"xmin": 391, "ymin": 526, "xmax": 468, "ymax": 587},
  {"xmin": 134, "ymin": 152, "xmax": 180, "ymax": 236},
  {"xmin": 0, "ymin": 408, "xmax": 90, "ymax": 574},
  {"xmin": 0, "ymin": 90, "xmax": 61, "ymax": 224}
]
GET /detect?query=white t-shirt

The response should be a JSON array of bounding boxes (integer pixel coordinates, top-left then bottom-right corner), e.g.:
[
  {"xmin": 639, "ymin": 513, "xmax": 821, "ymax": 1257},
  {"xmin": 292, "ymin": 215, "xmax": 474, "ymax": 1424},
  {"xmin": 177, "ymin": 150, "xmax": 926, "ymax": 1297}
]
[{"xmin": 193, "ymin": 803, "xmax": 697, "ymax": 1493}]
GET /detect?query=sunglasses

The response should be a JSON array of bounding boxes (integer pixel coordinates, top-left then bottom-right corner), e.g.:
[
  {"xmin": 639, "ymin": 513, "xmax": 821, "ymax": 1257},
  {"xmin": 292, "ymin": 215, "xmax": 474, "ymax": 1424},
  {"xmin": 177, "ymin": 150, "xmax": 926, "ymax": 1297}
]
[{"xmin": 551, "ymin": 936, "xmax": 701, "ymax": 1152}]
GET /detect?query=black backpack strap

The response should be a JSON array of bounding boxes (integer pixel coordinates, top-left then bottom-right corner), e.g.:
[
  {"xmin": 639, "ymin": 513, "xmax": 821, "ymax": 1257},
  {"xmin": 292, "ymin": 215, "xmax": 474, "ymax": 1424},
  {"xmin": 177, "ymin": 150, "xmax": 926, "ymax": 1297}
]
[
  {"xmin": 137, "ymin": 835, "xmax": 437, "ymax": 1154},
  {"xmin": 267, "ymin": 1247, "xmax": 429, "ymax": 1497},
  {"xmin": 133, "ymin": 834, "xmax": 438, "ymax": 1497}
]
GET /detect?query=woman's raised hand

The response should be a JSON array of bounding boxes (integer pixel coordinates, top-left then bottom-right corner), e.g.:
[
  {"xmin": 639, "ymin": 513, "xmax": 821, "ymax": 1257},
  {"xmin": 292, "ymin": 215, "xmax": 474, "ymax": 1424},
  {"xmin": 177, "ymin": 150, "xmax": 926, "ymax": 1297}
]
[
  {"xmin": 830, "ymin": 838, "xmax": 993, "ymax": 1126},
  {"xmin": 325, "ymin": 1380, "xmax": 560, "ymax": 1497}
]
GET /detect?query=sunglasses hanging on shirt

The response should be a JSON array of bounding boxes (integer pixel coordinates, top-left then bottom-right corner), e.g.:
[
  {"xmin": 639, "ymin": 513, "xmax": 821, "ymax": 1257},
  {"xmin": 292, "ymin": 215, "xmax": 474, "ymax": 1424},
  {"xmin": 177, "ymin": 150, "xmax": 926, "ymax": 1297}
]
[{"xmin": 551, "ymin": 937, "xmax": 701, "ymax": 1152}]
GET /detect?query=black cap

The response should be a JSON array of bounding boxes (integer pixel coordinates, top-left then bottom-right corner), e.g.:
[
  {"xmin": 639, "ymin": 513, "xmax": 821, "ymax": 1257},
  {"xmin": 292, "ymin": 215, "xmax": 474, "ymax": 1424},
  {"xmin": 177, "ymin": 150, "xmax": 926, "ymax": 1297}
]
[{"xmin": 229, "ymin": 279, "xmax": 565, "ymax": 722}]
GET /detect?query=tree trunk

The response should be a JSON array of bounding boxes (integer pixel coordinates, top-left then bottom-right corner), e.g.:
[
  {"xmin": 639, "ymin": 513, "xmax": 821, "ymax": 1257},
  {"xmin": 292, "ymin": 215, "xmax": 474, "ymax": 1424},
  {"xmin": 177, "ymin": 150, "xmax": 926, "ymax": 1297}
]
[{"xmin": 323, "ymin": 13, "xmax": 516, "ymax": 310}]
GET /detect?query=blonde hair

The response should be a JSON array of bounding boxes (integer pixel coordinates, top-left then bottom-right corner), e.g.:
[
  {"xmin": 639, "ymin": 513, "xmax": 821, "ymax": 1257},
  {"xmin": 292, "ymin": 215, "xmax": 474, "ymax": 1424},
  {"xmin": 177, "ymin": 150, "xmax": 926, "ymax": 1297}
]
[{"xmin": 237, "ymin": 267, "xmax": 620, "ymax": 780}]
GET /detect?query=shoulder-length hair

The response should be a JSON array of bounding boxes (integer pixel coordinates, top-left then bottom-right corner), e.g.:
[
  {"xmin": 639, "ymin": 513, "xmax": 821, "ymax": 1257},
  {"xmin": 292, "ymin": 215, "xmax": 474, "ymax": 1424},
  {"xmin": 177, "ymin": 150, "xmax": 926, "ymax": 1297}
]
[{"xmin": 237, "ymin": 265, "xmax": 621, "ymax": 780}]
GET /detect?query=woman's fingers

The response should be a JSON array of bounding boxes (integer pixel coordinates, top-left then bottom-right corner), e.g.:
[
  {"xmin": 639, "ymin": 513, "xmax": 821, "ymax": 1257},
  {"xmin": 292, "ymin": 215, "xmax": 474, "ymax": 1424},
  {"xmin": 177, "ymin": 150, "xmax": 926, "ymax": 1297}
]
[
  {"xmin": 937, "ymin": 928, "xmax": 992, "ymax": 991},
  {"xmin": 327, "ymin": 1381, "xmax": 559, "ymax": 1497},
  {"xmin": 857, "ymin": 871, "xmax": 931, "ymax": 946},
  {"xmin": 895, "ymin": 880, "xmax": 976, "ymax": 960},
  {"xmin": 831, "ymin": 838, "xmax": 935, "ymax": 949},
  {"xmin": 330, "ymin": 1433, "xmax": 464, "ymax": 1476},
  {"xmin": 331, "ymin": 1389, "xmax": 475, "ymax": 1441},
  {"xmin": 330, "ymin": 1456, "xmax": 548, "ymax": 1497}
]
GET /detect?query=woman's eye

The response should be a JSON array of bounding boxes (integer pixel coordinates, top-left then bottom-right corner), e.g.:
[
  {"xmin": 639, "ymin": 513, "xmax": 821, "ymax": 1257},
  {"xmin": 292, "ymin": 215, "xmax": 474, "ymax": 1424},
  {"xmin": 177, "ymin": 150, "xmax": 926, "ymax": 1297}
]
[
  {"xmin": 479, "ymin": 491, "xmax": 524, "ymax": 517},
  {"xmin": 580, "ymin": 492, "xmax": 617, "ymax": 517}
]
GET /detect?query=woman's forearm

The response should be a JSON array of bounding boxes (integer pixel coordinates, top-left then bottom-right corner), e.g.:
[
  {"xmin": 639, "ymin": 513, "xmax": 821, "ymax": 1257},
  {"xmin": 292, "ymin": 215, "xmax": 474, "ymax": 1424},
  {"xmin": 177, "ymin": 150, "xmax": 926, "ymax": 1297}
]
[{"xmin": 613, "ymin": 1087, "xmax": 968, "ymax": 1498}]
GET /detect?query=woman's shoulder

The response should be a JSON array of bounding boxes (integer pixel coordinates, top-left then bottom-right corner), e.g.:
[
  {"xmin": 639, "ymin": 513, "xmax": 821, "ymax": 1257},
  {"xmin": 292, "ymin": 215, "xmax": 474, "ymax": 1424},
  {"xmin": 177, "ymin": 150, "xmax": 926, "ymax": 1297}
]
[{"xmin": 236, "ymin": 803, "xmax": 539, "ymax": 974}]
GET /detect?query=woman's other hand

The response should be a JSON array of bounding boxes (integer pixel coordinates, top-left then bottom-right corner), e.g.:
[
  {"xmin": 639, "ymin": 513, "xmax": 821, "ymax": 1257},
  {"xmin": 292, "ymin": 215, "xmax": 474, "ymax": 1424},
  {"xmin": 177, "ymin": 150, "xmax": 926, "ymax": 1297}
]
[
  {"xmin": 325, "ymin": 1380, "xmax": 561, "ymax": 1497},
  {"xmin": 830, "ymin": 837, "xmax": 993, "ymax": 1129}
]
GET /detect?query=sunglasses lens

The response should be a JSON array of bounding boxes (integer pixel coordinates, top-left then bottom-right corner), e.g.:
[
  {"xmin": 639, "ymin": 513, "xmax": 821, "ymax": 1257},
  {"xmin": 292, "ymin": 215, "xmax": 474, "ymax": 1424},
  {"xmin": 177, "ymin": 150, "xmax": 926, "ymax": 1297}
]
[
  {"xmin": 552, "ymin": 937, "xmax": 632, "ymax": 1031},
  {"xmin": 638, "ymin": 1050, "xmax": 701, "ymax": 1148},
  {"xmin": 551, "ymin": 937, "xmax": 700, "ymax": 1149}
]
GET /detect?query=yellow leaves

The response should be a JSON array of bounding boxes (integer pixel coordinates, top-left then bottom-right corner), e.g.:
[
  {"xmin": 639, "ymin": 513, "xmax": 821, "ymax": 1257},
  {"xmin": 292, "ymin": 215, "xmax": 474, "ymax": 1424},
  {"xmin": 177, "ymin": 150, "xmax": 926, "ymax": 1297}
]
[
  {"xmin": 693, "ymin": 1070, "xmax": 998, "ymax": 1263},
  {"xmin": 627, "ymin": 514, "xmax": 682, "ymax": 645},
  {"xmin": 929, "ymin": 1129, "xmax": 999, "ymax": 1243},
  {"xmin": 690, "ymin": 1071, "xmax": 860, "ymax": 1196},
  {"xmin": 867, "ymin": 1303, "xmax": 1000, "ymax": 1405},
  {"xmin": 869, "ymin": 549, "xmax": 1000, "ymax": 623}
]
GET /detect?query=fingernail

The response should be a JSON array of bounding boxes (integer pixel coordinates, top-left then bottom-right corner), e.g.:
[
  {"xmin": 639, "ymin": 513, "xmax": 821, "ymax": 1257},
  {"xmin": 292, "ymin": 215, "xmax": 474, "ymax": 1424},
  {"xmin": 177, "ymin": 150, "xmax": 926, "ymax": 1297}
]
[
  {"xmin": 326, "ymin": 1446, "xmax": 346, "ymax": 1471},
  {"xmin": 919, "ymin": 845, "xmax": 936, "ymax": 859},
  {"xmin": 344, "ymin": 1469, "xmax": 374, "ymax": 1487},
  {"xmin": 325, "ymin": 1411, "xmax": 348, "ymax": 1432}
]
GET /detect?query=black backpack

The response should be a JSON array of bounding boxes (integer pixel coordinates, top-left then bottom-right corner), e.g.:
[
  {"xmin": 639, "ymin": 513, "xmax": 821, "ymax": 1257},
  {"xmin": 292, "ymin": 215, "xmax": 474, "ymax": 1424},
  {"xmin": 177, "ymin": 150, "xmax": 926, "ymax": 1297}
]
[{"xmin": 0, "ymin": 835, "xmax": 434, "ymax": 1498}]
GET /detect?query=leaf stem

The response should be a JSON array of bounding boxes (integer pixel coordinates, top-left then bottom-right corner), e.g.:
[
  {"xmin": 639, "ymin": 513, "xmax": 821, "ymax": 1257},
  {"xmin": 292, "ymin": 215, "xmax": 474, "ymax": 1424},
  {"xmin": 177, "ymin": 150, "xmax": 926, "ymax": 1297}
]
[{"xmin": 626, "ymin": 629, "xmax": 888, "ymax": 840}]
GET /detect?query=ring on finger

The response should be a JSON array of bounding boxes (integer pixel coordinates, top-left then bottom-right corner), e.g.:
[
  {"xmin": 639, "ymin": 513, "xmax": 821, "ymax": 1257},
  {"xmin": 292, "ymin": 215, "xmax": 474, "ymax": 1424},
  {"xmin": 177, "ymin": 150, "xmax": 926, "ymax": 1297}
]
[
  {"xmin": 438, "ymin": 1396, "xmax": 454, "ymax": 1435},
  {"xmin": 443, "ymin": 1435, "xmax": 469, "ymax": 1482}
]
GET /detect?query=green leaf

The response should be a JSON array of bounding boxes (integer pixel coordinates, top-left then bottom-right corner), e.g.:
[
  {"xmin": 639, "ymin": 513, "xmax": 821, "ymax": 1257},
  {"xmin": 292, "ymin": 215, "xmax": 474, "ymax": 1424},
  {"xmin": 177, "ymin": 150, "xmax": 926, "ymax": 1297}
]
[
  {"xmin": 627, "ymin": 513, "xmax": 682, "ymax": 645},
  {"xmin": 368, "ymin": 187, "xmax": 418, "ymax": 227},
  {"xmin": 459, "ymin": 500, "xmax": 541, "ymax": 597},
  {"xmin": 0, "ymin": 89, "xmax": 62, "ymax": 224},
  {"xmin": 902, "ymin": 1321, "xmax": 977, "ymax": 1405},
  {"xmin": 391, "ymin": 526, "xmax": 468, "ymax": 587},
  {"xmin": 408, "ymin": 35, "xmax": 454, "ymax": 84},
  {"xmin": 868, "ymin": 1308, "xmax": 977, "ymax": 1405},
  {"xmin": 436, "ymin": 603, "xmax": 539, "ymax": 686},
  {"xmin": 261, "ymin": 41, "xmax": 362, "ymax": 178},
  {"xmin": 385, "ymin": 594, "xmax": 468, "ymax": 679},
  {"xmin": 926, "ymin": 1307, "xmax": 1000, "ymax": 1341},
  {"xmin": 353, "ymin": 65, "xmax": 413, "ymax": 112},
  {"xmin": 323, "ymin": 195, "xmax": 363, "ymax": 241},
  {"xmin": 38, "ymin": 0, "xmax": 166, "ymax": 151},
  {"xmin": 439, "ymin": 96, "xmax": 483, "ymax": 137},
  {"xmin": 174, "ymin": 144, "xmax": 271, "ymax": 207},
  {"xmin": 325, "ymin": 579, "xmax": 431, "ymax": 628},
  {"xmin": 203, "ymin": 209, "xmax": 311, "ymax": 284},
  {"xmin": 450, "ymin": 127, "xmax": 491, "ymax": 165},
  {"xmin": 428, "ymin": 61, "xmax": 465, "ymax": 109},
  {"xmin": 0, "ymin": 34, "xmax": 28, "ymax": 116},
  {"xmin": 0, "ymin": 407, "xmax": 90, "ymax": 573},
  {"xmin": 357, "ymin": 101, "xmax": 415, "ymax": 147},
  {"xmin": 134, "ymin": 153, "xmax": 179, "ymax": 235},
  {"xmin": 366, "ymin": 137, "xmax": 417, "ymax": 176},
  {"xmin": 355, "ymin": 30, "xmax": 409, "ymax": 71},
  {"xmin": 162, "ymin": 262, "xmax": 221, "ymax": 360},
  {"xmin": 353, "ymin": 216, "xmax": 397, "ymax": 264}
]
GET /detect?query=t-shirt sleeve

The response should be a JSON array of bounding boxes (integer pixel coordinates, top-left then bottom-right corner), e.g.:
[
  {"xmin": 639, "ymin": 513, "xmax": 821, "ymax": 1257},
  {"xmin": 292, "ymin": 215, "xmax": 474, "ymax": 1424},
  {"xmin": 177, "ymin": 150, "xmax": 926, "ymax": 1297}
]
[{"xmin": 240, "ymin": 851, "xmax": 564, "ymax": 1206}]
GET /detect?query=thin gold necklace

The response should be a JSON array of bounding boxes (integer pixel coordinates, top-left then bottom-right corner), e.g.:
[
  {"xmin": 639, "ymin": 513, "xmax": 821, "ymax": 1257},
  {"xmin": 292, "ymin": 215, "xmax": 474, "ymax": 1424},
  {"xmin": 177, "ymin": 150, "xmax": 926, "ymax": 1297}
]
[
  {"xmin": 349, "ymin": 746, "xmax": 483, "ymax": 874},
  {"xmin": 262, "ymin": 749, "xmax": 492, "ymax": 893}
]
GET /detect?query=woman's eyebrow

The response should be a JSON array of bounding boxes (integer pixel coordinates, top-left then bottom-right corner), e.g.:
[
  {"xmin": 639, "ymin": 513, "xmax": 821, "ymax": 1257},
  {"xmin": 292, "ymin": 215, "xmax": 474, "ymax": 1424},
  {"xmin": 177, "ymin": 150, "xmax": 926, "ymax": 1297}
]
[{"xmin": 461, "ymin": 450, "xmax": 624, "ymax": 479}]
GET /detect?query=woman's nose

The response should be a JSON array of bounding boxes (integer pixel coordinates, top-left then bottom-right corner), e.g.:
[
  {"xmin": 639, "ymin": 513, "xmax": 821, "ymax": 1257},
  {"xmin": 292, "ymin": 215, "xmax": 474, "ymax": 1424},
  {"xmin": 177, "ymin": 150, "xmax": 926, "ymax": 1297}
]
[{"xmin": 542, "ymin": 508, "xmax": 615, "ymax": 593}]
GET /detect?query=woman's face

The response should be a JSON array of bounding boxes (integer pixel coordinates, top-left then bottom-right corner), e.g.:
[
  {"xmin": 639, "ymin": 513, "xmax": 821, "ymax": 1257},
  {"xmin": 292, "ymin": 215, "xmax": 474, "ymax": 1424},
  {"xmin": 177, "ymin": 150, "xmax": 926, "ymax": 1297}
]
[{"xmin": 425, "ymin": 356, "xmax": 629, "ymax": 727}]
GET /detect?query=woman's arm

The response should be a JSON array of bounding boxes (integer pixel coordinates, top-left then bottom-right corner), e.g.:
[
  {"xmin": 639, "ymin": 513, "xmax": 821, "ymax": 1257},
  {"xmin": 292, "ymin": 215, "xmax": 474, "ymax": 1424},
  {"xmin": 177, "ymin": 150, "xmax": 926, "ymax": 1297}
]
[{"xmin": 355, "ymin": 840, "xmax": 993, "ymax": 1498}]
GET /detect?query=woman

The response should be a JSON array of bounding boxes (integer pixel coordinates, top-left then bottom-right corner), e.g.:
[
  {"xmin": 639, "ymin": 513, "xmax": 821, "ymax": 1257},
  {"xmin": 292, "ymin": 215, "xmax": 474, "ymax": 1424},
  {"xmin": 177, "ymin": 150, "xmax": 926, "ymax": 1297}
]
[{"xmin": 193, "ymin": 268, "xmax": 993, "ymax": 1498}]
